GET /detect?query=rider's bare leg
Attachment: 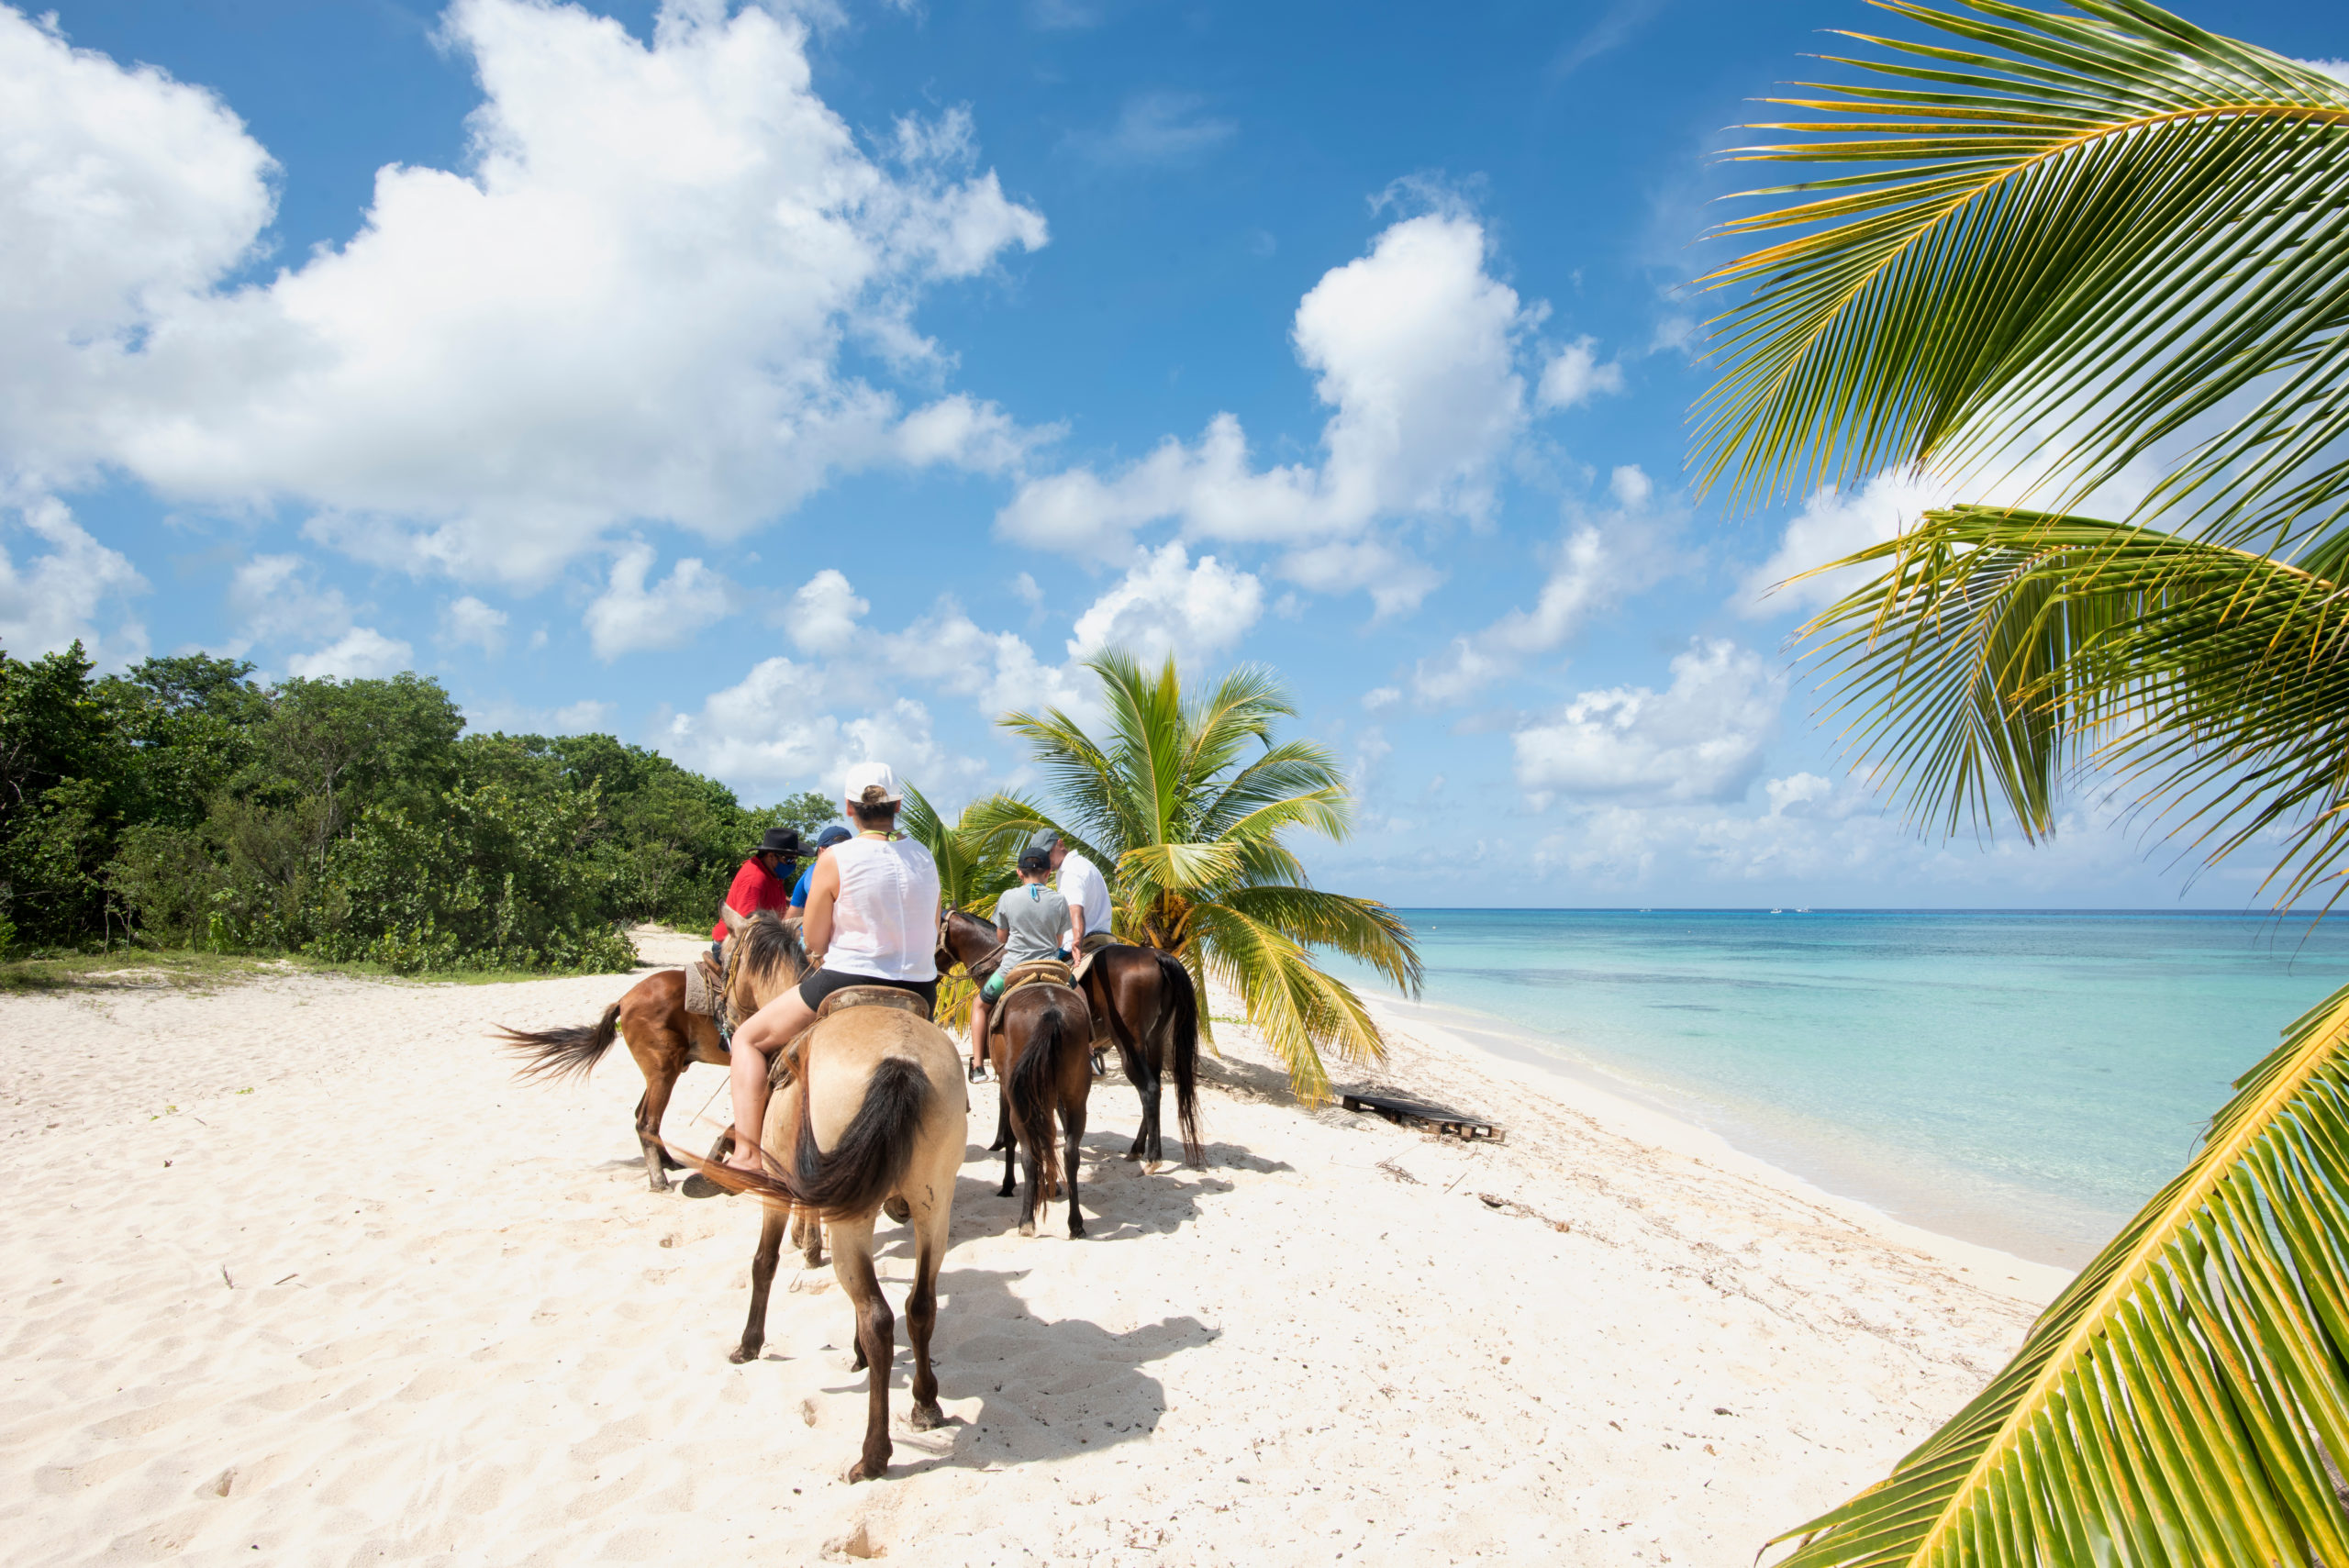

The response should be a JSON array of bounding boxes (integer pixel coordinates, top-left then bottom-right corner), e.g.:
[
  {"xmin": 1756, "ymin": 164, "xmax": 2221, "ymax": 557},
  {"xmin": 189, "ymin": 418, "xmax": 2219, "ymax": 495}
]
[
  {"xmin": 968, "ymin": 995, "xmax": 989, "ymax": 1074},
  {"xmin": 727, "ymin": 986, "xmax": 816, "ymax": 1174}
]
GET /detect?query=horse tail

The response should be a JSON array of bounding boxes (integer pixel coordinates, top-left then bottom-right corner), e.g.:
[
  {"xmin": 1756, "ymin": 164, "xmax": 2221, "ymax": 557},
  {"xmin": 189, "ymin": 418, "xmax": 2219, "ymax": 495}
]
[
  {"xmin": 786, "ymin": 1054, "xmax": 935, "ymax": 1222},
  {"xmin": 495, "ymin": 1002, "xmax": 622, "ymax": 1085},
  {"xmin": 1155, "ymin": 951, "xmax": 1204, "ymax": 1164},
  {"xmin": 1007, "ymin": 998, "xmax": 1073, "ymax": 1200},
  {"xmin": 681, "ymin": 1052, "xmax": 935, "ymax": 1223}
]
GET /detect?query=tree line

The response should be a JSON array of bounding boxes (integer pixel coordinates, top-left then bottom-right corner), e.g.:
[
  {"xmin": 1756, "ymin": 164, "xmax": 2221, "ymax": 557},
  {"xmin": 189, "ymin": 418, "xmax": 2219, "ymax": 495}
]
[{"xmin": 0, "ymin": 642, "xmax": 830, "ymax": 973}]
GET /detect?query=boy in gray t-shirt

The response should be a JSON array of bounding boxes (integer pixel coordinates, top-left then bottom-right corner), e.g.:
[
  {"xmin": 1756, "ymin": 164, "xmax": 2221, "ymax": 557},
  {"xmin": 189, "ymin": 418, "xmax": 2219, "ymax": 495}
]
[{"xmin": 966, "ymin": 848, "xmax": 1080, "ymax": 1077}]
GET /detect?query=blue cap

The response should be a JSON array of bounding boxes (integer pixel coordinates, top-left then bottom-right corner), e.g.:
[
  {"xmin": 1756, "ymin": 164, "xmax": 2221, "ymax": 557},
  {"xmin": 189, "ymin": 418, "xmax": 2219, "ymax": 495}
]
[{"xmin": 814, "ymin": 825, "xmax": 852, "ymax": 849}]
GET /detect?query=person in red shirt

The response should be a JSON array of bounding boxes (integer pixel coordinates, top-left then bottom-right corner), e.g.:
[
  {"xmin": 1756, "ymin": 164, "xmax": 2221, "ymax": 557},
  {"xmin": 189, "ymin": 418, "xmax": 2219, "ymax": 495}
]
[{"xmin": 710, "ymin": 828, "xmax": 804, "ymax": 953}]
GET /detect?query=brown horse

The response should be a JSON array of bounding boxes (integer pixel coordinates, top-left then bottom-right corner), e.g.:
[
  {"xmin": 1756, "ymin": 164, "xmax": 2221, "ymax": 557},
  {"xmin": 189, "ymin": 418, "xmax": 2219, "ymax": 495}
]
[
  {"xmin": 496, "ymin": 946, "xmax": 734, "ymax": 1192},
  {"xmin": 684, "ymin": 918, "xmax": 967, "ymax": 1482},
  {"xmin": 939, "ymin": 910, "xmax": 1099, "ymax": 1238},
  {"xmin": 1078, "ymin": 942, "xmax": 1203, "ymax": 1168}
]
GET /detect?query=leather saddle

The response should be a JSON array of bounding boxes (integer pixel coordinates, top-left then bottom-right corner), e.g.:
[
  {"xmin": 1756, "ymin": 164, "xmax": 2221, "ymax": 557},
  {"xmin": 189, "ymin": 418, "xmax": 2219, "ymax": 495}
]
[{"xmin": 769, "ymin": 984, "xmax": 933, "ymax": 1088}]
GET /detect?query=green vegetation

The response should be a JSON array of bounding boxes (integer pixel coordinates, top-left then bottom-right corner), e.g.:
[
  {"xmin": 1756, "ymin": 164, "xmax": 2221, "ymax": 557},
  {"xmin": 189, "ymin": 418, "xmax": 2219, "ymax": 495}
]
[
  {"xmin": 962, "ymin": 651, "xmax": 1420, "ymax": 1101},
  {"xmin": 0, "ymin": 642, "xmax": 832, "ymax": 976},
  {"xmin": 1698, "ymin": 1, "xmax": 2349, "ymax": 1561}
]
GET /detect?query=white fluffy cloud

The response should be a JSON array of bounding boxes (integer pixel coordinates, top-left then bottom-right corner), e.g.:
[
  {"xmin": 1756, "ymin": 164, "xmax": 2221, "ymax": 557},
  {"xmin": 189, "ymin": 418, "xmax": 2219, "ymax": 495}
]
[
  {"xmin": 997, "ymin": 212, "xmax": 1529, "ymax": 575},
  {"xmin": 225, "ymin": 551, "xmax": 351, "ymax": 655},
  {"xmin": 1410, "ymin": 463, "xmax": 1676, "ymax": 704},
  {"xmin": 0, "ymin": 495, "xmax": 147, "ymax": 662},
  {"xmin": 1511, "ymin": 639, "xmax": 1782, "ymax": 805},
  {"xmin": 781, "ymin": 568, "xmax": 870, "ymax": 656},
  {"xmin": 663, "ymin": 653, "xmax": 981, "ymax": 795},
  {"xmin": 584, "ymin": 544, "xmax": 739, "ymax": 660},
  {"xmin": 440, "ymin": 595, "xmax": 508, "ymax": 655},
  {"xmin": 286, "ymin": 626, "xmax": 414, "ymax": 680},
  {"xmin": 1736, "ymin": 470, "xmax": 1947, "ymax": 618},
  {"xmin": 1, "ymin": 1, "xmax": 1048, "ymax": 583},
  {"xmin": 1067, "ymin": 542, "xmax": 1264, "ymax": 664},
  {"xmin": 1535, "ymin": 336, "xmax": 1624, "ymax": 410}
]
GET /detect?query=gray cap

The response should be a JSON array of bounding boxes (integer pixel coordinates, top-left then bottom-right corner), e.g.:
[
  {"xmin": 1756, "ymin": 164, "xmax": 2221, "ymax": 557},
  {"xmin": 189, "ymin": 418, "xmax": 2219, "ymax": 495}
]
[{"xmin": 1027, "ymin": 828, "xmax": 1061, "ymax": 856}]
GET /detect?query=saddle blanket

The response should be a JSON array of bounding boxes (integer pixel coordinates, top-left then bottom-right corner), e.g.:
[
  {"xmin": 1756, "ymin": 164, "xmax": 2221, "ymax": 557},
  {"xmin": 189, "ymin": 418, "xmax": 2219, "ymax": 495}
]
[
  {"xmin": 1070, "ymin": 931, "xmax": 1118, "ymax": 983},
  {"xmin": 684, "ymin": 951, "xmax": 722, "ymax": 1018}
]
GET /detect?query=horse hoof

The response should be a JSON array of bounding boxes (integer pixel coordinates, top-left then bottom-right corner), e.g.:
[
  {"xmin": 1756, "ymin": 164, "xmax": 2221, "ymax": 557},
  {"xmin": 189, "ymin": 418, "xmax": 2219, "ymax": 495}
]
[
  {"xmin": 729, "ymin": 1344, "xmax": 760, "ymax": 1364},
  {"xmin": 996, "ymin": 1184, "xmax": 1016, "ymax": 1198},
  {"xmin": 649, "ymin": 1175, "xmax": 672, "ymax": 1193},
  {"xmin": 845, "ymin": 1458, "xmax": 886, "ymax": 1484},
  {"xmin": 1069, "ymin": 1220, "xmax": 1086, "ymax": 1239},
  {"xmin": 908, "ymin": 1401, "xmax": 946, "ymax": 1431},
  {"xmin": 1019, "ymin": 1220, "xmax": 1036, "ymax": 1238},
  {"xmin": 883, "ymin": 1196, "xmax": 912, "ymax": 1224}
]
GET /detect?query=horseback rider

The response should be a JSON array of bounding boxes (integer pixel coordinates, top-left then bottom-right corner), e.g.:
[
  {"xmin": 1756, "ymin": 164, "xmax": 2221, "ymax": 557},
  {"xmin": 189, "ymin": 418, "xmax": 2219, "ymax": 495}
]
[
  {"xmin": 785, "ymin": 824, "xmax": 852, "ymax": 929},
  {"xmin": 711, "ymin": 828, "xmax": 804, "ymax": 965},
  {"xmin": 1034, "ymin": 828, "xmax": 1115, "ymax": 957},
  {"xmin": 967, "ymin": 847, "xmax": 1082, "ymax": 1082},
  {"xmin": 724, "ymin": 762, "xmax": 941, "ymax": 1176}
]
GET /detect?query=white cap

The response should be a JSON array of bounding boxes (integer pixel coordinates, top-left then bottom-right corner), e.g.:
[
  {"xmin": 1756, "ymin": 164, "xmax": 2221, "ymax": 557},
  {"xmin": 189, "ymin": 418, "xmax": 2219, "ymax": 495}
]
[{"xmin": 843, "ymin": 761, "xmax": 903, "ymax": 804}]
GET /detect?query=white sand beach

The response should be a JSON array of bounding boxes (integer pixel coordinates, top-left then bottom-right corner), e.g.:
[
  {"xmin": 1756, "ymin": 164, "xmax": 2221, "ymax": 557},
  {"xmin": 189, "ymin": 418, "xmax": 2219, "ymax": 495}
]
[{"xmin": 3, "ymin": 929, "xmax": 2064, "ymax": 1565}]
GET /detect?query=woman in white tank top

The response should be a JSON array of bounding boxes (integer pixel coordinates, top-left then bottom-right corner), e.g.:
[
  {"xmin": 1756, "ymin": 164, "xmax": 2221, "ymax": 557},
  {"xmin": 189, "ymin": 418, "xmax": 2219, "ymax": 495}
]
[{"xmin": 723, "ymin": 762, "xmax": 941, "ymax": 1175}]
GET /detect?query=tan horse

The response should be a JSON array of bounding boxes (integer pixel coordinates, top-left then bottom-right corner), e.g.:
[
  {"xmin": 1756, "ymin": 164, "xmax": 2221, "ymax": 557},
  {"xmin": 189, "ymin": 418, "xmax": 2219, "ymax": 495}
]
[{"xmin": 684, "ymin": 917, "xmax": 968, "ymax": 1483}]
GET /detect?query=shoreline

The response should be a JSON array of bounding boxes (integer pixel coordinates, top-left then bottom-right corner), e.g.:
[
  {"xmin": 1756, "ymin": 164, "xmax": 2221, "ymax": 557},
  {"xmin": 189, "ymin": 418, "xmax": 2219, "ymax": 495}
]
[{"xmin": 1341, "ymin": 987, "xmax": 2077, "ymax": 1307}]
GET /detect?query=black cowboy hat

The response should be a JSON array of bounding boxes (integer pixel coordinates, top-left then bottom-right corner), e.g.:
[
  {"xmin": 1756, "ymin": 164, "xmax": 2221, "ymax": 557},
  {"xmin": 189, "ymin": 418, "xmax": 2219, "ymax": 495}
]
[{"xmin": 754, "ymin": 828, "xmax": 805, "ymax": 858}]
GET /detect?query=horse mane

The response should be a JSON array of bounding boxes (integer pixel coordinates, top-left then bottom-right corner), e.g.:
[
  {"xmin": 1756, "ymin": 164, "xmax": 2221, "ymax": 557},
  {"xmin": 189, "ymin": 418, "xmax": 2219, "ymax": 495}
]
[
  {"xmin": 950, "ymin": 908, "xmax": 1007, "ymax": 982},
  {"xmin": 735, "ymin": 911, "xmax": 808, "ymax": 995}
]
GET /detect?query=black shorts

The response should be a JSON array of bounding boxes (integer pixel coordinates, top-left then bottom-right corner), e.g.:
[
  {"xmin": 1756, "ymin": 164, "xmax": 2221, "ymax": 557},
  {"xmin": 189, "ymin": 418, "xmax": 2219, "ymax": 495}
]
[{"xmin": 796, "ymin": 967, "xmax": 937, "ymax": 1020}]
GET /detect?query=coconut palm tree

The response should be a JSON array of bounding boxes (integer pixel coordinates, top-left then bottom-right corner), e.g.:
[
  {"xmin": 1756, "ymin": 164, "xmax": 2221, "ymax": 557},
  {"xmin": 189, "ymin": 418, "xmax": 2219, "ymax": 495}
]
[
  {"xmin": 1698, "ymin": 1, "xmax": 2349, "ymax": 1561},
  {"xmin": 958, "ymin": 650, "xmax": 1420, "ymax": 1101}
]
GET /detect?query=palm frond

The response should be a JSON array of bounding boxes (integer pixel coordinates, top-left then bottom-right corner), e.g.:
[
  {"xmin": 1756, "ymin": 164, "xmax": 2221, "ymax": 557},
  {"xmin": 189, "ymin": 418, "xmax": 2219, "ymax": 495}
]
[
  {"xmin": 1697, "ymin": 0, "xmax": 2349, "ymax": 557},
  {"xmin": 1219, "ymin": 885, "xmax": 1424, "ymax": 996},
  {"xmin": 1774, "ymin": 981, "xmax": 2349, "ymax": 1565},
  {"xmin": 1187, "ymin": 902, "xmax": 1386, "ymax": 1102},
  {"xmin": 1804, "ymin": 504, "xmax": 2349, "ymax": 906}
]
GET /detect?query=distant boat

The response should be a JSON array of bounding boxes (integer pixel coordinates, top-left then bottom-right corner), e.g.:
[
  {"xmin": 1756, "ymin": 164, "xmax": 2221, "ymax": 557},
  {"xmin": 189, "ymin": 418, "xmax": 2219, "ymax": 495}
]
[{"xmin": 1770, "ymin": 907, "xmax": 1784, "ymax": 914}]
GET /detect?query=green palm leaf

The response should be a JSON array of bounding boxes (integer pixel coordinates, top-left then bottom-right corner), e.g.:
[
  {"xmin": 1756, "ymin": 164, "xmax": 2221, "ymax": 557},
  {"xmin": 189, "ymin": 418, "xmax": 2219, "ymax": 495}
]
[
  {"xmin": 1801, "ymin": 505, "xmax": 2349, "ymax": 906},
  {"xmin": 1696, "ymin": 0, "xmax": 2349, "ymax": 553},
  {"xmin": 1773, "ymin": 983, "xmax": 2349, "ymax": 1564}
]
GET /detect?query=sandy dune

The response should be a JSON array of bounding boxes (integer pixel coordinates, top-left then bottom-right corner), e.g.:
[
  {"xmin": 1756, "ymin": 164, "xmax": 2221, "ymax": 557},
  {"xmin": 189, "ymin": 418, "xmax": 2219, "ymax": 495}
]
[{"xmin": 3, "ymin": 935, "xmax": 2054, "ymax": 1565}]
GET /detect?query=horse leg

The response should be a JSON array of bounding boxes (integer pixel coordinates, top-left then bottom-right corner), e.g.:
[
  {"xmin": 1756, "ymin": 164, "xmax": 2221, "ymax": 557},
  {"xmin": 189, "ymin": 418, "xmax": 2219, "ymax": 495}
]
[
  {"xmin": 1063, "ymin": 1080, "xmax": 1088, "ymax": 1239},
  {"xmin": 1126, "ymin": 1047, "xmax": 1160, "ymax": 1162},
  {"xmin": 904, "ymin": 1199, "xmax": 948, "ymax": 1431},
  {"xmin": 1018, "ymin": 1109, "xmax": 1045, "ymax": 1239},
  {"xmin": 639, "ymin": 1053, "xmax": 691, "ymax": 1191},
  {"xmin": 996, "ymin": 1094, "xmax": 1019, "ymax": 1198},
  {"xmin": 729, "ymin": 1205, "xmax": 787, "ymax": 1363},
  {"xmin": 791, "ymin": 1202, "xmax": 824, "ymax": 1269},
  {"xmin": 830, "ymin": 1218, "xmax": 895, "ymax": 1482}
]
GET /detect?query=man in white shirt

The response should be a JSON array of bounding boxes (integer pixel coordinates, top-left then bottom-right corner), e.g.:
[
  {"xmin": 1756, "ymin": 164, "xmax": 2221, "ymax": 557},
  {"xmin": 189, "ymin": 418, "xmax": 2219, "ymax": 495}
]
[
  {"xmin": 1036, "ymin": 828, "xmax": 1117, "ymax": 1075},
  {"xmin": 1034, "ymin": 829, "xmax": 1114, "ymax": 945}
]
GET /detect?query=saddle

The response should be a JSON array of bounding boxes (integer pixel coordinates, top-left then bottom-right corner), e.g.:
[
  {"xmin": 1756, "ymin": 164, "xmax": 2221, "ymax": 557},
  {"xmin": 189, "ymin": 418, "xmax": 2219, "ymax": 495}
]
[
  {"xmin": 685, "ymin": 951, "xmax": 724, "ymax": 1018},
  {"xmin": 985, "ymin": 960, "xmax": 1080, "ymax": 1045},
  {"xmin": 768, "ymin": 985, "xmax": 933, "ymax": 1088},
  {"xmin": 1069, "ymin": 932, "xmax": 1118, "ymax": 984}
]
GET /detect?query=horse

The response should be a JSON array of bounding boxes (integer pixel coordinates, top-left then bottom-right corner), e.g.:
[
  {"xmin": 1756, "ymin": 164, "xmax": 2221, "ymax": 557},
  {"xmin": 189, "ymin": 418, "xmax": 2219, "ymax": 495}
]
[
  {"xmin": 1077, "ymin": 941, "xmax": 1202, "ymax": 1168},
  {"xmin": 495, "ymin": 940, "xmax": 737, "ymax": 1193},
  {"xmin": 683, "ymin": 915, "xmax": 967, "ymax": 1483},
  {"xmin": 939, "ymin": 909, "xmax": 1100, "ymax": 1239}
]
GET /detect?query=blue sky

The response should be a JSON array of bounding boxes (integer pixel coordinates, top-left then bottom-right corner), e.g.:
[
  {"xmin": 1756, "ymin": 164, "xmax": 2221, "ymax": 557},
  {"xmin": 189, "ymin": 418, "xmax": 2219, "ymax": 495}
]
[{"xmin": 3, "ymin": 0, "xmax": 2342, "ymax": 908}]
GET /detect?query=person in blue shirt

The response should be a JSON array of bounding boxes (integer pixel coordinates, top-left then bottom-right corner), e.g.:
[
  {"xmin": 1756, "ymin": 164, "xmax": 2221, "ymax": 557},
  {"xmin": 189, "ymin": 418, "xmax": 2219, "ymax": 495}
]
[{"xmin": 786, "ymin": 824, "xmax": 852, "ymax": 927}]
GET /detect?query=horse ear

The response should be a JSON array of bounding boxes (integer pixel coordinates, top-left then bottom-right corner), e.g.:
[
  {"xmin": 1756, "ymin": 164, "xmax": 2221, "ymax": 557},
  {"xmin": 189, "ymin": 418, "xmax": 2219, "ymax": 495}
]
[{"xmin": 720, "ymin": 905, "xmax": 749, "ymax": 938}]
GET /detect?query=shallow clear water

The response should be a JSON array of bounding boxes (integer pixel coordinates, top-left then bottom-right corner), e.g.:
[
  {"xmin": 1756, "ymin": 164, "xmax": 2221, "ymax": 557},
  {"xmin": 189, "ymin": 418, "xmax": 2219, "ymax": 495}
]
[{"xmin": 1323, "ymin": 910, "xmax": 2349, "ymax": 1266}]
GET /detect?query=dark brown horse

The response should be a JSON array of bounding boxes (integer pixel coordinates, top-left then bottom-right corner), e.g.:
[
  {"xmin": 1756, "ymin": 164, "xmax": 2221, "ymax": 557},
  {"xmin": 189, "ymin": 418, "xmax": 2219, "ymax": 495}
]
[
  {"xmin": 939, "ymin": 910, "xmax": 1099, "ymax": 1238},
  {"xmin": 496, "ymin": 944, "xmax": 738, "ymax": 1192},
  {"xmin": 1078, "ymin": 943, "xmax": 1202, "ymax": 1168}
]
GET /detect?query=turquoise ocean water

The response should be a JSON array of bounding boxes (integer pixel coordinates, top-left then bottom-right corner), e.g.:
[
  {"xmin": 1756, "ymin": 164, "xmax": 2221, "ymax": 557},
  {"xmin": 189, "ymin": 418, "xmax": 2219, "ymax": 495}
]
[{"xmin": 1323, "ymin": 910, "xmax": 2349, "ymax": 1267}]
